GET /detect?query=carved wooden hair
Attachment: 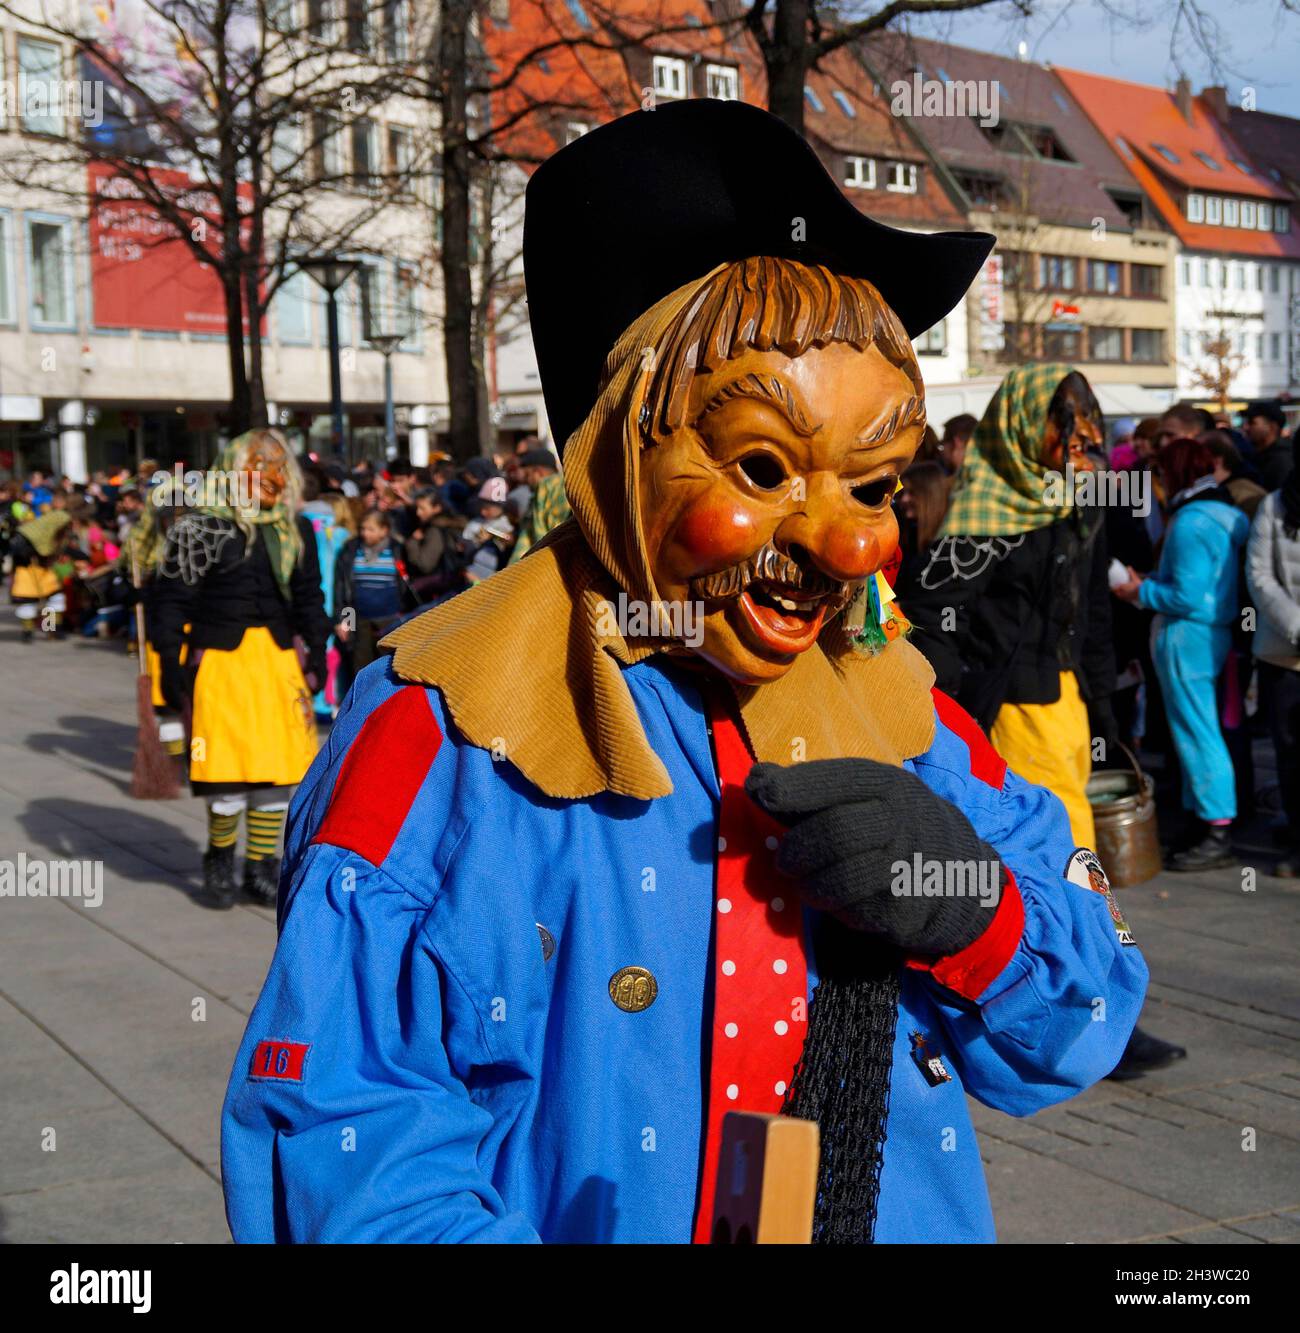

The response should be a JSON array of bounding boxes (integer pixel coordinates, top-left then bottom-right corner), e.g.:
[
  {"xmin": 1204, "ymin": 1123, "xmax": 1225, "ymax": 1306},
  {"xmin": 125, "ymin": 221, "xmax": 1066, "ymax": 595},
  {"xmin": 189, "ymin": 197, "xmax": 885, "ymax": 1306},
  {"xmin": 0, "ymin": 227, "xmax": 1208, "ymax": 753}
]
[{"xmin": 646, "ymin": 255, "xmax": 925, "ymax": 438}]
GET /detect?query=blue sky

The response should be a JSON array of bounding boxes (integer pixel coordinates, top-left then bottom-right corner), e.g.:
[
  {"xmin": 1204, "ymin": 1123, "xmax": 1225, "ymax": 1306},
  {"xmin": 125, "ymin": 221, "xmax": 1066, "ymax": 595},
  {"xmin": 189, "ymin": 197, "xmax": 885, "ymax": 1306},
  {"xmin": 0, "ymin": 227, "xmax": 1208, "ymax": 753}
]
[{"xmin": 908, "ymin": 0, "xmax": 1300, "ymax": 117}]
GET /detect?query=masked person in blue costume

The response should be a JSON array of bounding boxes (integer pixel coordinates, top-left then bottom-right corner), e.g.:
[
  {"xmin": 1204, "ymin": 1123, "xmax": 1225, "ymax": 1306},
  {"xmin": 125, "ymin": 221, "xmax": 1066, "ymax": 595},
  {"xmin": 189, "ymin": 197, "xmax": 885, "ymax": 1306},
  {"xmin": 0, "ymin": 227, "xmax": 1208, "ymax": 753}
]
[{"xmin": 221, "ymin": 101, "xmax": 1148, "ymax": 1245}]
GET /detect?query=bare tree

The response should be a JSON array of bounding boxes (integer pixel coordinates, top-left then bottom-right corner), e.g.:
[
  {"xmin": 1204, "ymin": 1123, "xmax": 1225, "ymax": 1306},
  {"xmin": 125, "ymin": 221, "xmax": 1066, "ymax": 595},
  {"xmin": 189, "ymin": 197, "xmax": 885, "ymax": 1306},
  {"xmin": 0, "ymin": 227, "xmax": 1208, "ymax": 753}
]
[{"xmin": 0, "ymin": 0, "xmax": 431, "ymax": 437}]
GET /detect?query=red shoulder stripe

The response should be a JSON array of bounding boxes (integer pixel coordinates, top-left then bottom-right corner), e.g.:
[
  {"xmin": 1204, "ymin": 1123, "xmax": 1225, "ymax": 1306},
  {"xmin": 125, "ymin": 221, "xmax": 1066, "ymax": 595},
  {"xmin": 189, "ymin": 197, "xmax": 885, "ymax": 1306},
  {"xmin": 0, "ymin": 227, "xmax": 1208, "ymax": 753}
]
[
  {"xmin": 313, "ymin": 686, "xmax": 442, "ymax": 867},
  {"xmin": 931, "ymin": 687, "xmax": 1008, "ymax": 790}
]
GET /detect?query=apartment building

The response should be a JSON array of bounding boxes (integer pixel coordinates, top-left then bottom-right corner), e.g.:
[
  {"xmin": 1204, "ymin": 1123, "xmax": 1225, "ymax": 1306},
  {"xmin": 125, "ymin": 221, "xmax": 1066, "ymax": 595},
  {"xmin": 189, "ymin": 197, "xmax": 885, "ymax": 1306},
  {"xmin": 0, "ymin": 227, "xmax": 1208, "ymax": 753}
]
[
  {"xmin": 859, "ymin": 35, "xmax": 1179, "ymax": 420},
  {"xmin": 0, "ymin": 1, "xmax": 444, "ymax": 482},
  {"xmin": 485, "ymin": 0, "xmax": 999, "ymax": 443},
  {"xmin": 1057, "ymin": 70, "xmax": 1300, "ymax": 405}
]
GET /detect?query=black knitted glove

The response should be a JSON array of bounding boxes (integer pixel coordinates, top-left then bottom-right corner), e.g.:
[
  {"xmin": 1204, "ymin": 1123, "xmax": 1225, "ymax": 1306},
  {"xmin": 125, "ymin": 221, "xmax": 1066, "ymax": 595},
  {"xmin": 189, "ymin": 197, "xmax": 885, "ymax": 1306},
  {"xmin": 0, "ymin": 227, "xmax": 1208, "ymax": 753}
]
[
  {"xmin": 159, "ymin": 654, "xmax": 190, "ymax": 712},
  {"xmin": 746, "ymin": 759, "xmax": 1004, "ymax": 956},
  {"xmin": 1087, "ymin": 694, "xmax": 1120, "ymax": 761}
]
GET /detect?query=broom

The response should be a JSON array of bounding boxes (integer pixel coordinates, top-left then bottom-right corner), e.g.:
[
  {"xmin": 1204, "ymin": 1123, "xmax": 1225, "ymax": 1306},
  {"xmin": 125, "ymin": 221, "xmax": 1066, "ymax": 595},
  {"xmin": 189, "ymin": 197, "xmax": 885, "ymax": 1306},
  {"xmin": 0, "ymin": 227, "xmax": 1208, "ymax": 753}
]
[{"xmin": 129, "ymin": 545, "xmax": 180, "ymax": 800}]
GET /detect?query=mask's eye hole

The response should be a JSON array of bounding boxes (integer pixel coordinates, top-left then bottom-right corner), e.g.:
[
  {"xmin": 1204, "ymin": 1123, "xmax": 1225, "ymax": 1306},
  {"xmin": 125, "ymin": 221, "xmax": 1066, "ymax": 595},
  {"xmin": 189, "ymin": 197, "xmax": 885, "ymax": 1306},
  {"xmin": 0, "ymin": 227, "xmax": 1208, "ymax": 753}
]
[
  {"xmin": 852, "ymin": 475, "xmax": 897, "ymax": 508},
  {"xmin": 738, "ymin": 453, "xmax": 786, "ymax": 490}
]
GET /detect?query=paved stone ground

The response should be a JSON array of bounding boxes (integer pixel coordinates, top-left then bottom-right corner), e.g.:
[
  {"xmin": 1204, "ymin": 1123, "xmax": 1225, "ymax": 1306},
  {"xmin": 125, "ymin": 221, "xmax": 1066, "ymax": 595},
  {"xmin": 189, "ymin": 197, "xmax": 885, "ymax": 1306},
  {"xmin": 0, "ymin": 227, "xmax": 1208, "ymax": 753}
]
[{"xmin": 1, "ymin": 624, "xmax": 1297, "ymax": 1244}]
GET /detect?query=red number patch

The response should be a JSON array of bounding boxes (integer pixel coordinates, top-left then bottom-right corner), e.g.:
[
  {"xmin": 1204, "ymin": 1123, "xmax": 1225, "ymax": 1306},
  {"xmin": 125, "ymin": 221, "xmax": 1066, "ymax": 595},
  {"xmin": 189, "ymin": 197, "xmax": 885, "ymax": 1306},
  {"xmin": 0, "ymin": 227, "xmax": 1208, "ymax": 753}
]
[{"xmin": 250, "ymin": 1039, "xmax": 310, "ymax": 1082}]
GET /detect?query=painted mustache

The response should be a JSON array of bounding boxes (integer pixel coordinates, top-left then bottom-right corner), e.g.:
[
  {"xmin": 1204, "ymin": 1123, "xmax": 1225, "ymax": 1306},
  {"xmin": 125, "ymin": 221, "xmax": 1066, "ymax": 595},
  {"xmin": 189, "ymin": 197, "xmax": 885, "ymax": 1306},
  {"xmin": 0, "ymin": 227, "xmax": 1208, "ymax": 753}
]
[{"xmin": 688, "ymin": 541, "xmax": 853, "ymax": 609}]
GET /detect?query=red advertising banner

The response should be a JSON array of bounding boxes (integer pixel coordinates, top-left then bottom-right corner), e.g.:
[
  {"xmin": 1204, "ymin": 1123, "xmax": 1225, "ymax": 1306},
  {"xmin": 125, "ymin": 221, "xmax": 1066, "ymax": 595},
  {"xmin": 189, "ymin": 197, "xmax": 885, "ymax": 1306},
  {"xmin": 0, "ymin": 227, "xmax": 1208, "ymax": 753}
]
[{"xmin": 88, "ymin": 161, "xmax": 261, "ymax": 334}]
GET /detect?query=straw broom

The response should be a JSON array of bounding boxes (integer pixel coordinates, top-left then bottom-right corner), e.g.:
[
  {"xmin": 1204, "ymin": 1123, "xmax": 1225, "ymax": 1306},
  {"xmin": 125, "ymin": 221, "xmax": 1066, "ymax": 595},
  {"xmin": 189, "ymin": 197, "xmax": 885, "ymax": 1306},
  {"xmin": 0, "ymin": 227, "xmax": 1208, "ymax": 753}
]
[{"xmin": 129, "ymin": 543, "xmax": 180, "ymax": 800}]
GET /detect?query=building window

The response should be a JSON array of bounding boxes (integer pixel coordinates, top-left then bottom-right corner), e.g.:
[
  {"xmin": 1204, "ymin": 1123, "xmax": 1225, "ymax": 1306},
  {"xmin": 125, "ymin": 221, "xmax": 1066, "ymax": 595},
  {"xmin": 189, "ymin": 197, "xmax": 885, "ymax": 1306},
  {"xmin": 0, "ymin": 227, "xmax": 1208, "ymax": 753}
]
[
  {"xmin": 831, "ymin": 89, "xmax": 856, "ymax": 118},
  {"xmin": 1255, "ymin": 333, "xmax": 1265, "ymax": 361},
  {"xmin": 27, "ymin": 215, "xmax": 75, "ymax": 329},
  {"xmin": 1088, "ymin": 327, "xmax": 1123, "ymax": 361},
  {"xmin": 1234, "ymin": 262, "xmax": 1248, "ymax": 291},
  {"xmin": 1180, "ymin": 330, "xmax": 1192, "ymax": 359},
  {"xmin": 1131, "ymin": 328, "xmax": 1163, "ymax": 363},
  {"xmin": 915, "ymin": 321, "xmax": 946, "ymax": 355},
  {"xmin": 351, "ymin": 117, "xmax": 379, "ymax": 188},
  {"xmin": 275, "ymin": 270, "xmax": 314, "ymax": 345},
  {"xmin": 267, "ymin": 0, "xmax": 299, "ymax": 30},
  {"xmin": 844, "ymin": 156, "xmax": 875, "ymax": 190},
  {"xmin": 1001, "ymin": 323, "xmax": 1035, "ymax": 359},
  {"xmin": 307, "ymin": 0, "xmax": 340, "ymax": 43},
  {"xmin": 1180, "ymin": 258, "xmax": 1192, "ymax": 287},
  {"xmin": 1042, "ymin": 326, "xmax": 1081, "ymax": 360},
  {"xmin": 1186, "ymin": 193, "xmax": 1204, "ymax": 222},
  {"xmin": 0, "ymin": 212, "xmax": 15, "ymax": 324},
  {"xmin": 1152, "ymin": 143, "xmax": 1180, "ymax": 163},
  {"xmin": 1205, "ymin": 196, "xmax": 1222, "ymax": 225},
  {"xmin": 1258, "ymin": 203, "xmax": 1273, "ymax": 231},
  {"xmin": 387, "ymin": 124, "xmax": 414, "ymax": 182},
  {"xmin": 652, "ymin": 56, "xmax": 688, "ymax": 99},
  {"xmin": 1276, "ymin": 207, "xmax": 1291, "ymax": 233},
  {"xmin": 392, "ymin": 260, "xmax": 420, "ymax": 346},
  {"xmin": 1240, "ymin": 200, "xmax": 1256, "ymax": 229},
  {"xmin": 18, "ymin": 37, "xmax": 63, "ymax": 136},
  {"xmin": 384, "ymin": 0, "xmax": 410, "ymax": 61},
  {"xmin": 1038, "ymin": 254, "xmax": 1077, "ymax": 290},
  {"xmin": 705, "ymin": 64, "xmax": 739, "ymax": 101},
  {"xmin": 314, "ymin": 113, "xmax": 344, "ymax": 180},
  {"xmin": 885, "ymin": 161, "xmax": 918, "ymax": 193},
  {"xmin": 1192, "ymin": 150, "xmax": 1221, "ymax": 171},
  {"xmin": 1087, "ymin": 259, "xmax": 1120, "ymax": 294},
  {"xmin": 271, "ymin": 116, "xmax": 303, "ymax": 178},
  {"xmin": 1130, "ymin": 263, "xmax": 1161, "ymax": 298},
  {"xmin": 1200, "ymin": 258, "xmax": 1213, "ymax": 285},
  {"xmin": 344, "ymin": 0, "xmax": 370, "ymax": 50},
  {"xmin": 1268, "ymin": 264, "xmax": 1280, "ymax": 294},
  {"xmin": 1271, "ymin": 332, "xmax": 1283, "ymax": 361},
  {"xmin": 565, "ymin": 0, "xmax": 593, "ymax": 28}
]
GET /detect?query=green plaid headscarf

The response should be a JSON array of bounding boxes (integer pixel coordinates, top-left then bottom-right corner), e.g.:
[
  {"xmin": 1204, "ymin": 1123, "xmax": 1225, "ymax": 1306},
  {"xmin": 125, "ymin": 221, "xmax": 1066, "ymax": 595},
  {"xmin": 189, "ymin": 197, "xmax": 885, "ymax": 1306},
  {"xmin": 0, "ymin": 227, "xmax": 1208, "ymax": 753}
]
[{"xmin": 941, "ymin": 363, "xmax": 1082, "ymax": 538}]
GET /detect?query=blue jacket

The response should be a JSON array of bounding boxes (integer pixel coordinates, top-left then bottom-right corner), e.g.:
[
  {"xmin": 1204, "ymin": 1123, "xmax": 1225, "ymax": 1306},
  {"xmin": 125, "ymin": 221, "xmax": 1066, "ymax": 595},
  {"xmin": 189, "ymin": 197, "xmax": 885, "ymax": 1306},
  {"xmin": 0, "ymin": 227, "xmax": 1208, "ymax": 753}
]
[
  {"xmin": 221, "ymin": 657, "xmax": 1147, "ymax": 1243},
  {"xmin": 1139, "ymin": 494, "xmax": 1248, "ymax": 626}
]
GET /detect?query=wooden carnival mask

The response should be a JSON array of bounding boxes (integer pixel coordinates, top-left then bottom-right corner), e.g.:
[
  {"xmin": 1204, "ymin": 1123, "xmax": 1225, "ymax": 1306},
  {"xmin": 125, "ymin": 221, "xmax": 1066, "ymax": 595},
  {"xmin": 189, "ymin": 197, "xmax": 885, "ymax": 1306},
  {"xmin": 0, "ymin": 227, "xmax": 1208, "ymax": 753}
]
[
  {"xmin": 636, "ymin": 259, "xmax": 926, "ymax": 686},
  {"xmin": 244, "ymin": 433, "xmax": 291, "ymax": 509}
]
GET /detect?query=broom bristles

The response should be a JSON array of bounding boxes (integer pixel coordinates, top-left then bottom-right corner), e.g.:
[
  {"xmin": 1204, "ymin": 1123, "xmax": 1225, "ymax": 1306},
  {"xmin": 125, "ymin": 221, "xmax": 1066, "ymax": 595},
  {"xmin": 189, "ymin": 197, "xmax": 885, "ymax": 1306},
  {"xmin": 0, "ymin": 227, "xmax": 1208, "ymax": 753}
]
[{"xmin": 131, "ymin": 672, "xmax": 181, "ymax": 800}]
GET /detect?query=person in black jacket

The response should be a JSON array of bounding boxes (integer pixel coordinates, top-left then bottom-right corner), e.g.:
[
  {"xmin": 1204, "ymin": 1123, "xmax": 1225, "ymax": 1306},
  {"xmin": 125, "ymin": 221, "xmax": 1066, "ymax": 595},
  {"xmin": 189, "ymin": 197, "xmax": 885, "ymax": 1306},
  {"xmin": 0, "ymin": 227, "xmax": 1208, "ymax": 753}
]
[
  {"xmin": 899, "ymin": 364, "xmax": 1184, "ymax": 1080},
  {"xmin": 899, "ymin": 364, "xmax": 1116, "ymax": 845},
  {"xmin": 152, "ymin": 430, "xmax": 330, "ymax": 909}
]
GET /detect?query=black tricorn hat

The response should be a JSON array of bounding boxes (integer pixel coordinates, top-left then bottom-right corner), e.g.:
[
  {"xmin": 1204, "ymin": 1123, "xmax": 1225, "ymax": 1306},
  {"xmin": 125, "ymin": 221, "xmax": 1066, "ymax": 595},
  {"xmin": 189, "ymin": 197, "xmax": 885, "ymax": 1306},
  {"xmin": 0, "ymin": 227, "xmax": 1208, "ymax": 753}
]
[{"xmin": 523, "ymin": 98, "xmax": 994, "ymax": 451}]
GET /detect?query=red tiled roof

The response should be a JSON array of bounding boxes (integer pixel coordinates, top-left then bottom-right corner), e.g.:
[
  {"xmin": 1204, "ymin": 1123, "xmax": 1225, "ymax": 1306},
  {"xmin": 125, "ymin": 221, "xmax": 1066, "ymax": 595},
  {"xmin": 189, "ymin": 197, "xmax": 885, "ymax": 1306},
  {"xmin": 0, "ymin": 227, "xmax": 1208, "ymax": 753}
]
[
  {"xmin": 484, "ymin": 0, "xmax": 958, "ymax": 228},
  {"xmin": 1055, "ymin": 67, "xmax": 1300, "ymax": 259}
]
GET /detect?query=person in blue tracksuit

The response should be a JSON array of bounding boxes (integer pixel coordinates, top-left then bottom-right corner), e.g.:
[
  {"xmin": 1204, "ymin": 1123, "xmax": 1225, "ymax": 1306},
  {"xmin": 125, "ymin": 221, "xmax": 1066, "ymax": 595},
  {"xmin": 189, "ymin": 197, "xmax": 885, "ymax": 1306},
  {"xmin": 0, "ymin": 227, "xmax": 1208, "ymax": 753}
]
[
  {"xmin": 222, "ymin": 658, "xmax": 1146, "ymax": 1244},
  {"xmin": 1114, "ymin": 437, "xmax": 1248, "ymax": 870},
  {"xmin": 221, "ymin": 100, "xmax": 1146, "ymax": 1244}
]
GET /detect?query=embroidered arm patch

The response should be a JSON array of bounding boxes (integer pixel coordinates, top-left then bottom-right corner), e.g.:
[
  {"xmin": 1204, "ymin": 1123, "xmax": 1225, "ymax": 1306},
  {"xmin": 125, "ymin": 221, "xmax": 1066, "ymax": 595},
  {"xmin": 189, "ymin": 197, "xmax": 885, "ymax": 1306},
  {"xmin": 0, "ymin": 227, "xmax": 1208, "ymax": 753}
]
[
  {"xmin": 250, "ymin": 1039, "xmax": 311, "ymax": 1082},
  {"xmin": 1065, "ymin": 847, "xmax": 1136, "ymax": 946}
]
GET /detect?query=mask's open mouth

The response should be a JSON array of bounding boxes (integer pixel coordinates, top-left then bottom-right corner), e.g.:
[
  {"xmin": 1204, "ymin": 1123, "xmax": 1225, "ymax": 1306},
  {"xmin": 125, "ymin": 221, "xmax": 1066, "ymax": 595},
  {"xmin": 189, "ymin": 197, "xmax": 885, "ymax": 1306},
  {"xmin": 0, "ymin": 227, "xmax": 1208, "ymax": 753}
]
[{"xmin": 736, "ymin": 578, "xmax": 833, "ymax": 657}]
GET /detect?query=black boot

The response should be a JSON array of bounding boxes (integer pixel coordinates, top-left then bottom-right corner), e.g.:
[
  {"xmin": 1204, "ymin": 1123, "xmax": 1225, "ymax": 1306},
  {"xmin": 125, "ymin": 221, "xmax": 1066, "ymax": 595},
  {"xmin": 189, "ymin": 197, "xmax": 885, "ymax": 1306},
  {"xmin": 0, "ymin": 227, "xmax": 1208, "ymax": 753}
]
[
  {"xmin": 1168, "ymin": 823, "xmax": 1234, "ymax": 872},
  {"xmin": 202, "ymin": 844, "xmax": 237, "ymax": 909},
  {"xmin": 243, "ymin": 857, "xmax": 281, "ymax": 907},
  {"xmin": 1105, "ymin": 1027, "xmax": 1188, "ymax": 1081}
]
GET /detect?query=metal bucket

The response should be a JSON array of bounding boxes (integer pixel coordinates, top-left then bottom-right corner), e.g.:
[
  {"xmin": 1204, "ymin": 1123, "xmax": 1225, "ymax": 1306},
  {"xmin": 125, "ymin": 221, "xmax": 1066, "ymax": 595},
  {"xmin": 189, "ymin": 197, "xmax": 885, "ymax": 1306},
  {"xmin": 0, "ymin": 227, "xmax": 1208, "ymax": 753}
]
[{"xmin": 1086, "ymin": 745, "xmax": 1162, "ymax": 888}]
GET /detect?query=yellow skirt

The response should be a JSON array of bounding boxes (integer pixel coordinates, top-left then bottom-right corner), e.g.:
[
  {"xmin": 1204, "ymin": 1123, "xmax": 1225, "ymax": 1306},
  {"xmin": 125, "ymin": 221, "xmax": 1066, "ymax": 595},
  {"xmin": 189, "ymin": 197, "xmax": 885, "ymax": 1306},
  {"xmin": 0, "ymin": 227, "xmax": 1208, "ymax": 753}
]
[
  {"xmin": 190, "ymin": 626, "xmax": 317, "ymax": 788},
  {"xmin": 12, "ymin": 565, "xmax": 60, "ymax": 600},
  {"xmin": 990, "ymin": 670, "xmax": 1096, "ymax": 849}
]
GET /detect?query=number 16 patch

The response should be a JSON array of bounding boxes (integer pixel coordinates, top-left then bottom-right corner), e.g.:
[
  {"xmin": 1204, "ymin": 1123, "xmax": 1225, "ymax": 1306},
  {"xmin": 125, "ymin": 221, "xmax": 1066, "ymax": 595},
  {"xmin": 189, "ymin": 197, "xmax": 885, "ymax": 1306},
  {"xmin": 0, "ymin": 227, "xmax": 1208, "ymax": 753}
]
[{"xmin": 250, "ymin": 1039, "xmax": 311, "ymax": 1082}]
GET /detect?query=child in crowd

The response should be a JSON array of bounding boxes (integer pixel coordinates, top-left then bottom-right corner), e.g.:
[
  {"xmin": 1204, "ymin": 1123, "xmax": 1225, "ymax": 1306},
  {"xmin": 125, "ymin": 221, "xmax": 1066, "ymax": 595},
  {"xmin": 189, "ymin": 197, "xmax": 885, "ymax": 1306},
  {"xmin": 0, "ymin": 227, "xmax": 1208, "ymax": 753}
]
[{"xmin": 334, "ymin": 510, "xmax": 409, "ymax": 672}]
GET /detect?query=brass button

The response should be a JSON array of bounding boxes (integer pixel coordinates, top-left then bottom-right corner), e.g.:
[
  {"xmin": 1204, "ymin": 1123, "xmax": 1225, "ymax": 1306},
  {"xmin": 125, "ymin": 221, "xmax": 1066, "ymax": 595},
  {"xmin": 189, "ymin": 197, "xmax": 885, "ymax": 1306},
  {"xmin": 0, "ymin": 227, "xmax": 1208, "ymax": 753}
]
[{"xmin": 609, "ymin": 966, "xmax": 658, "ymax": 1012}]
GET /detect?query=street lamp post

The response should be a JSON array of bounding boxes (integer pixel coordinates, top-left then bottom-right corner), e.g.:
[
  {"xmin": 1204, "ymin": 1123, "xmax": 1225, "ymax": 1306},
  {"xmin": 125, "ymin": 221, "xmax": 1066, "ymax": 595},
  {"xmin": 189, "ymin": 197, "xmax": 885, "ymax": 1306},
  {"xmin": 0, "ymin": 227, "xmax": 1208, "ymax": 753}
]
[
  {"xmin": 367, "ymin": 333, "xmax": 405, "ymax": 458},
  {"xmin": 296, "ymin": 255, "xmax": 363, "ymax": 465}
]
